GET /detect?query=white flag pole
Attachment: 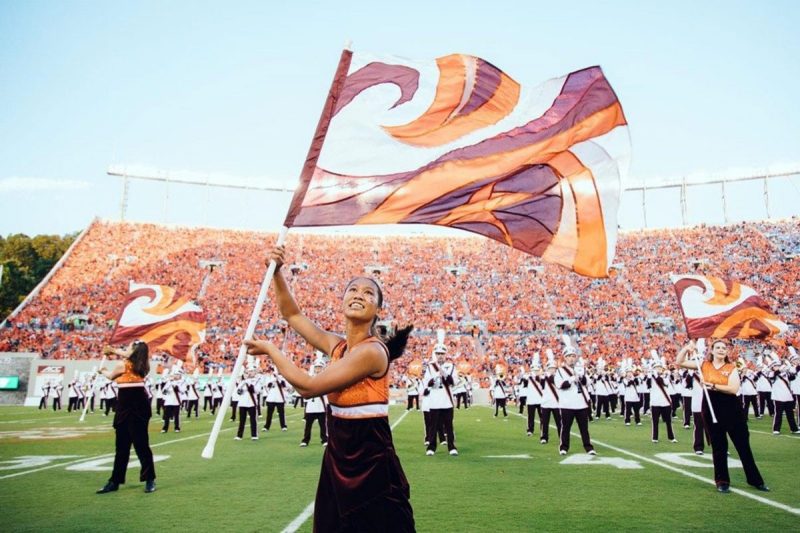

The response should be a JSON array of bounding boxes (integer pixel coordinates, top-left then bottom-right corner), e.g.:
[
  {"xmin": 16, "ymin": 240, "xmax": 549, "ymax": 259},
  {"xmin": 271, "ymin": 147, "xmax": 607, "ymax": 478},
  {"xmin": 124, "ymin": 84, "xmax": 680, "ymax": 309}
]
[
  {"xmin": 692, "ymin": 340, "xmax": 718, "ymax": 424},
  {"xmin": 202, "ymin": 43, "xmax": 353, "ymax": 459},
  {"xmin": 202, "ymin": 227, "xmax": 288, "ymax": 459},
  {"xmin": 80, "ymin": 355, "xmax": 106, "ymax": 422}
]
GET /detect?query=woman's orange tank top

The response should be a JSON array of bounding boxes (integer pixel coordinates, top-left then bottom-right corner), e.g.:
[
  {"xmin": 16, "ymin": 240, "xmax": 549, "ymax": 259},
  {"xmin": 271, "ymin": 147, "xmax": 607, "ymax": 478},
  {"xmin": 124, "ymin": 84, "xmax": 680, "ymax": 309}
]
[
  {"xmin": 326, "ymin": 336, "xmax": 390, "ymax": 419},
  {"xmin": 701, "ymin": 361, "xmax": 735, "ymax": 386}
]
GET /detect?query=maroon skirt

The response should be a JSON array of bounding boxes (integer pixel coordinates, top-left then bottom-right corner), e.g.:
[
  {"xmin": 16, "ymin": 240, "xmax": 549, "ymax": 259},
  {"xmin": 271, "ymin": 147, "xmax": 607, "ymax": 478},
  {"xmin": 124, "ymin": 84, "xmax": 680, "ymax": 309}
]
[{"xmin": 313, "ymin": 414, "xmax": 414, "ymax": 533}]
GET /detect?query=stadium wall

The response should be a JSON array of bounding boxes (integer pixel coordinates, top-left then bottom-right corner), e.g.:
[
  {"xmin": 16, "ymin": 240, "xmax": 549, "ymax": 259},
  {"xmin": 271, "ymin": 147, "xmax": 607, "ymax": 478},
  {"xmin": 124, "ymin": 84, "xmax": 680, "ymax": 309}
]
[{"xmin": 0, "ymin": 353, "xmax": 37, "ymax": 405}]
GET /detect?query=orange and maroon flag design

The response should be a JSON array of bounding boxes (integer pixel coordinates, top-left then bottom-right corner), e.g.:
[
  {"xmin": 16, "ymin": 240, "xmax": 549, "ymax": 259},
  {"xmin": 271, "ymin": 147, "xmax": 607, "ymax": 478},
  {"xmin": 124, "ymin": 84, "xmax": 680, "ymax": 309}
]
[
  {"xmin": 286, "ymin": 50, "xmax": 630, "ymax": 277},
  {"xmin": 110, "ymin": 282, "xmax": 206, "ymax": 361},
  {"xmin": 671, "ymin": 275, "xmax": 789, "ymax": 339}
]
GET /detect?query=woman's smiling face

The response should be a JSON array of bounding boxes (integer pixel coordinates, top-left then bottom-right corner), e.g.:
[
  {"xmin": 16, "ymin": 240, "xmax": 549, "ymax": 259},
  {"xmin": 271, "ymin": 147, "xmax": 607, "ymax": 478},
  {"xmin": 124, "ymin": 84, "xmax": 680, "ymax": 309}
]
[{"xmin": 342, "ymin": 277, "xmax": 381, "ymax": 321}]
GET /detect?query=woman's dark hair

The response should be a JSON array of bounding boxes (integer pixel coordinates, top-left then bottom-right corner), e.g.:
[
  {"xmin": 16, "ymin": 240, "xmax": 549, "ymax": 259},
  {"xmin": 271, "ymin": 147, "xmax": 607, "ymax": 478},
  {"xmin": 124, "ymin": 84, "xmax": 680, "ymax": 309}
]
[
  {"xmin": 383, "ymin": 324, "xmax": 414, "ymax": 362},
  {"xmin": 130, "ymin": 341, "xmax": 151, "ymax": 377}
]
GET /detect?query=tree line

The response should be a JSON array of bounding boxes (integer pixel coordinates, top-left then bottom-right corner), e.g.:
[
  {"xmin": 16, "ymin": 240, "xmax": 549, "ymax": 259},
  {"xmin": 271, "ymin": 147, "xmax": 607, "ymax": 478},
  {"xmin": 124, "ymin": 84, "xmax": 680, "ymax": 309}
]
[{"xmin": 0, "ymin": 233, "xmax": 77, "ymax": 321}]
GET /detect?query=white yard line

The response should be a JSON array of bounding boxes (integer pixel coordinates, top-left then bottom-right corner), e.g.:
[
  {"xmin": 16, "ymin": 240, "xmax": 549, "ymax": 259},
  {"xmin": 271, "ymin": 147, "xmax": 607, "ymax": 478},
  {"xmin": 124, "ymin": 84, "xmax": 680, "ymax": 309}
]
[
  {"xmin": 0, "ymin": 415, "xmax": 76, "ymax": 425},
  {"xmin": 503, "ymin": 406, "xmax": 800, "ymax": 516},
  {"xmin": 751, "ymin": 429, "xmax": 800, "ymax": 440},
  {"xmin": 281, "ymin": 409, "xmax": 411, "ymax": 533},
  {"xmin": 0, "ymin": 428, "xmax": 233, "ymax": 480}
]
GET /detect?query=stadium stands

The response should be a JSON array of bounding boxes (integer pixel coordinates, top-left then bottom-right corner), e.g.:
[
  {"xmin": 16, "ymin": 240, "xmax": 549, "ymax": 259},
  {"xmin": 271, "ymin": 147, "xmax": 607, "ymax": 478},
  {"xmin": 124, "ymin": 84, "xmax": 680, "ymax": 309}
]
[{"xmin": 1, "ymin": 217, "xmax": 798, "ymax": 386}]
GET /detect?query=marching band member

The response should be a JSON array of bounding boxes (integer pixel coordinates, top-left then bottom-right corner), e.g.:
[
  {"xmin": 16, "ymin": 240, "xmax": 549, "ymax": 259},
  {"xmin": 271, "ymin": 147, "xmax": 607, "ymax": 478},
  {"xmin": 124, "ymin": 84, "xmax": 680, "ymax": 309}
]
[
  {"xmin": 230, "ymin": 373, "xmax": 241, "ymax": 422},
  {"xmin": 52, "ymin": 380, "xmax": 63, "ymax": 411},
  {"xmin": 680, "ymin": 369, "xmax": 695, "ymax": 428},
  {"xmin": 790, "ymin": 349, "xmax": 800, "ymax": 426},
  {"xmin": 539, "ymin": 355, "xmax": 561, "ymax": 444},
  {"xmin": 161, "ymin": 372, "xmax": 182, "ymax": 433},
  {"xmin": 515, "ymin": 369, "xmax": 527, "ymax": 415},
  {"xmin": 185, "ymin": 373, "xmax": 200, "ymax": 418},
  {"xmin": 211, "ymin": 376, "xmax": 224, "ymax": 414},
  {"xmin": 768, "ymin": 356, "xmax": 799, "ymax": 434},
  {"xmin": 755, "ymin": 362, "xmax": 773, "ymax": 417},
  {"xmin": 649, "ymin": 358, "xmax": 677, "ymax": 443},
  {"xmin": 554, "ymin": 343, "xmax": 596, "ymax": 456},
  {"xmin": 103, "ymin": 379, "xmax": 117, "ymax": 416},
  {"xmin": 263, "ymin": 367, "xmax": 288, "ymax": 432},
  {"xmin": 593, "ymin": 358, "xmax": 612, "ymax": 420},
  {"xmin": 740, "ymin": 368, "xmax": 760, "ymax": 419},
  {"xmin": 300, "ymin": 362, "xmax": 328, "ymax": 447},
  {"xmin": 404, "ymin": 375, "xmax": 420, "ymax": 410},
  {"xmin": 623, "ymin": 369, "xmax": 642, "ymax": 426},
  {"xmin": 453, "ymin": 374, "xmax": 468, "ymax": 410},
  {"xmin": 202, "ymin": 377, "xmax": 213, "ymax": 411},
  {"xmin": 637, "ymin": 366, "xmax": 650, "ymax": 415},
  {"xmin": 690, "ymin": 369, "xmax": 706, "ymax": 455},
  {"xmin": 38, "ymin": 381, "xmax": 50, "ymax": 410},
  {"xmin": 235, "ymin": 367, "xmax": 259, "ymax": 440},
  {"xmin": 67, "ymin": 374, "xmax": 80, "ymax": 412},
  {"xmin": 422, "ymin": 343, "xmax": 458, "ymax": 456},
  {"xmin": 669, "ymin": 367, "xmax": 682, "ymax": 419},
  {"xmin": 491, "ymin": 366, "xmax": 510, "ymax": 418},
  {"xmin": 677, "ymin": 339, "xmax": 769, "ymax": 494},
  {"xmin": 524, "ymin": 364, "xmax": 544, "ymax": 436}
]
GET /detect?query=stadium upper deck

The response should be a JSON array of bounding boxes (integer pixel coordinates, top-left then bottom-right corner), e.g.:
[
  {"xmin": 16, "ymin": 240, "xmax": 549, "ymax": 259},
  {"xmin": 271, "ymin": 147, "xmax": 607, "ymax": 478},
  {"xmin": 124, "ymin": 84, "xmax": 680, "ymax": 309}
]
[{"xmin": 1, "ymin": 218, "xmax": 797, "ymax": 384}]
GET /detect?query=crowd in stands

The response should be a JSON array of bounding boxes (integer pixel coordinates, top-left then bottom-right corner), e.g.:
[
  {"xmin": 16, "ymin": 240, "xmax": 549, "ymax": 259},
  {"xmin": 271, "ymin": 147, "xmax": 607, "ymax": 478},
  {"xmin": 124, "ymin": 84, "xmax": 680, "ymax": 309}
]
[{"xmin": 1, "ymin": 217, "xmax": 798, "ymax": 386}]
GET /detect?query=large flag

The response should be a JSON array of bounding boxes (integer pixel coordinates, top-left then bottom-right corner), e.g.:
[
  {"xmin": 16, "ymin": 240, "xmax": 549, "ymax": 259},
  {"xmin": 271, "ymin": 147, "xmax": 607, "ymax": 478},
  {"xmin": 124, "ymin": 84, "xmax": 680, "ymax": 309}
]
[
  {"xmin": 671, "ymin": 274, "xmax": 789, "ymax": 339},
  {"xmin": 285, "ymin": 50, "xmax": 630, "ymax": 277},
  {"xmin": 110, "ymin": 282, "xmax": 206, "ymax": 361}
]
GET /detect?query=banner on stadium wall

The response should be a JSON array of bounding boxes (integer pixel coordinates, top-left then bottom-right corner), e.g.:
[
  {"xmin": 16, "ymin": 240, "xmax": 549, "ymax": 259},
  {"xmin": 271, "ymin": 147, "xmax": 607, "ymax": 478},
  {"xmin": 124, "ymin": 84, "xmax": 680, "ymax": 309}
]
[{"xmin": 34, "ymin": 365, "xmax": 65, "ymax": 397}]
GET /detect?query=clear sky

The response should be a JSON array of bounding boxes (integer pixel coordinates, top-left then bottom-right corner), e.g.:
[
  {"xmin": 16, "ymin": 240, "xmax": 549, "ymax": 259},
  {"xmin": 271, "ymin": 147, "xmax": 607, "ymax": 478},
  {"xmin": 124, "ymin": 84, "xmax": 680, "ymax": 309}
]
[{"xmin": 1, "ymin": 0, "xmax": 799, "ymax": 237}]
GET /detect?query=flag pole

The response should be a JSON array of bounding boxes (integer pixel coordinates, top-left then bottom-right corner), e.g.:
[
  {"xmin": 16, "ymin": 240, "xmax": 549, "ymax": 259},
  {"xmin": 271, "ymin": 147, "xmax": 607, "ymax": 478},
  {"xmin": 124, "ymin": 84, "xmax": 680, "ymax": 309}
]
[
  {"xmin": 691, "ymin": 341, "xmax": 718, "ymax": 424},
  {"xmin": 79, "ymin": 356, "xmax": 106, "ymax": 422},
  {"xmin": 202, "ymin": 43, "xmax": 353, "ymax": 459}
]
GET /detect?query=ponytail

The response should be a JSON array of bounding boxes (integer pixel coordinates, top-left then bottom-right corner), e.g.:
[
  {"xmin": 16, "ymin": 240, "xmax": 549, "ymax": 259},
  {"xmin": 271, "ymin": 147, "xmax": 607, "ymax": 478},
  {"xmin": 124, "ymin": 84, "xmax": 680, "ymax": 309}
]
[{"xmin": 383, "ymin": 324, "xmax": 414, "ymax": 362}]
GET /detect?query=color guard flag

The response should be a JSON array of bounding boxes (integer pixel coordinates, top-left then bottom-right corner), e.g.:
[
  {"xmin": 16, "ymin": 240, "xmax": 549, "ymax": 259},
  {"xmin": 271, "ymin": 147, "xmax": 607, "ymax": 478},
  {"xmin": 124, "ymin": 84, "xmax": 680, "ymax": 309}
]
[
  {"xmin": 671, "ymin": 275, "xmax": 789, "ymax": 339},
  {"xmin": 285, "ymin": 50, "xmax": 630, "ymax": 277},
  {"xmin": 110, "ymin": 282, "xmax": 206, "ymax": 361}
]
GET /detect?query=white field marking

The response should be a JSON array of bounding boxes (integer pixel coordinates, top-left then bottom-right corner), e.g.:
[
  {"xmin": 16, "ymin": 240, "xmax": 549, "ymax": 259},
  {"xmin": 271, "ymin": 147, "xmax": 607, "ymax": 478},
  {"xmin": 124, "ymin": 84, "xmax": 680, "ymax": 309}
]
[
  {"xmin": 280, "ymin": 409, "xmax": 411, "ymax": 533},
  {"xmin": 0, "ymin": 455, "xmax": 83, "ymax": 471},
  {"xmin": 653, "ymin": 452, "xmax": 742, "ymax": 469},
  {"xmin": 751, "ymin": 430, "xmax": 800, "ymax": 440},
  {"xmin": 483, "ymin": 454, "xmax": 532, "ymax": 459},
  {"xmin": 0, "ymin": 426, "xmax": 110, "ymax": 440},
  {"xmin": 0, "ymin": 415, "xmax": 74, "ymax": 425},
  {"xmin": 66, "ymin": 454, "xmax": 170, "ymax": 472},
  {"xmin": 560, "ymin": 454, "xmax": 642, "ymax": 469},
  {"xmin": 0, "ymin": 427, "xmax": 234, "ymax": 480},
  {"xmin": 503, "ymin": 406, "xmax": 800, "ymax": 516}
]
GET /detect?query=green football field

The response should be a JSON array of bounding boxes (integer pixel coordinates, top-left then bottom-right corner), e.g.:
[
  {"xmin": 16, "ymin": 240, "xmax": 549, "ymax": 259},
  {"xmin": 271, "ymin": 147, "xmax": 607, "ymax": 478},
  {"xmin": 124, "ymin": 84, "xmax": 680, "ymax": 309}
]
[{"xmin": 1, "ymin": 403, "xmax": 798, "ymax": 532}]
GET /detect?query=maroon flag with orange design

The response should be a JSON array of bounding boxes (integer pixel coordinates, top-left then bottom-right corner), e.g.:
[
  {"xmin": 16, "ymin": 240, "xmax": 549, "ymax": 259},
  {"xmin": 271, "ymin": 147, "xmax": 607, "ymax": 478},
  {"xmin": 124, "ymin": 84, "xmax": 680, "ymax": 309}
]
[
  {"xmin": 671, "ymin": 275, "xmax": 788, "ymax": 339},
  {"xmin": 286, "ymin": 50, "xmax": 630, "ymax": 277}
]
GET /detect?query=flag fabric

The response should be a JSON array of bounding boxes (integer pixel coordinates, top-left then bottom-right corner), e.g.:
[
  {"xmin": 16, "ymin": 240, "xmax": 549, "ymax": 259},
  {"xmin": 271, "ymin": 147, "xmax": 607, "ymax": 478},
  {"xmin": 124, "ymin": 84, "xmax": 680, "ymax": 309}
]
[
  {"xmin": 285, "ymin": 50, "xmax": 630, "ymax": 277},
  {"xmin": 110, "ymin": 282, "xmax": 206, "ymax": 361},
  {"xmin": 671, "ymin": 274, "xmax": 789, "ymax": 339}
]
